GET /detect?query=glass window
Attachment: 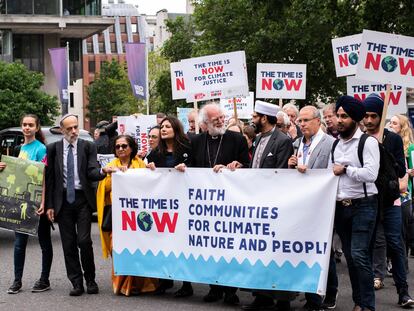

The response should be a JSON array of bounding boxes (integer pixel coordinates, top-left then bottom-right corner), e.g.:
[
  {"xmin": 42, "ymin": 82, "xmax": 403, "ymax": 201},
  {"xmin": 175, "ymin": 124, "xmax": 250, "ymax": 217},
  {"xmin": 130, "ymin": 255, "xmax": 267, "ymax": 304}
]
[
  {"xmin": 6, "ymin": 0, "xmax": 33, "ymax": 14},
  {"xmin": 0, "ymin": 0, "xmax": 5, "ymax": 14},
  {"xmin": 13, "ymin": 34, "xmax": 44, "ymax": 73},
  {"xmin": 110, "ymin": 42, "xmax": 116, "ymax": 54},
  {"xmin": 34, "ymin": 0, "xmax": 59, "ymax": 15},
  {"xmin": 120, "ymin": 23, "xmax": 126, "ymax": 33},
  {"xmin": 131, "ymin": 24, "xmax": 137, "ymax": 33},
  {"xmin": 63, "ymin": 0, "xmax": 101, "ymax": 16},
  {"xmin": 88, "ymin": 60, "xmax": 95, "ymax": 73},
  {"xmin": 87, "ymin": 42, "xmax": 93, "ymax": 54},
  {"xmin": 61, "ymin": 38, "xmax": 82, "ymax": 82},
  {"xmin": 70, "ymin": 93, "xmax": 74, "ymax": 108}
]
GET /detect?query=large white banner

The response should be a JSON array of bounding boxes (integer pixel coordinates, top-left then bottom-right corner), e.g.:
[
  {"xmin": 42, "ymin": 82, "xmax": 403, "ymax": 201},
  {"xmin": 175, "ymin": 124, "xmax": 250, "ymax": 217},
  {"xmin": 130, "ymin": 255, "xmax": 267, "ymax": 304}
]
[
  {"xmin": 356, "ymin": 29, "xmax": 414, "ymax": 88},
  {"xmin": 112, "ymin": 168, "xmax": 339, "ymax": 294},
  {"xmin": 220, "ymin": 92, "xmax": 254, "ymax": 120},
  {"xmin": 181, "ymin": 51, "xmax": 249, "ymax": 101},
  {"xmin": 256, "ymin": 63, "xmax": 307, "ymax": 99},
  {"xmin": 331, "ymin": 34, "xmax": 362, "ymax": 77},
  {"xmin": 346, "ymin": 76, "xmax": 407, "ymax": 118},
  {"xmin": 117, "ymin": 115, "xmax": 157, "ymax": 153}
]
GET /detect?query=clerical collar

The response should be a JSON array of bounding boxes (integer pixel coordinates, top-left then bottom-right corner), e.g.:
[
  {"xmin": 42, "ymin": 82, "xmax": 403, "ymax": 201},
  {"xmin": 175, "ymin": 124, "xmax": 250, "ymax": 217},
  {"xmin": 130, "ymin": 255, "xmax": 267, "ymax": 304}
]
[{"xmin": 208, "ymin": 134, "xmax": 222, "ymax": 140}]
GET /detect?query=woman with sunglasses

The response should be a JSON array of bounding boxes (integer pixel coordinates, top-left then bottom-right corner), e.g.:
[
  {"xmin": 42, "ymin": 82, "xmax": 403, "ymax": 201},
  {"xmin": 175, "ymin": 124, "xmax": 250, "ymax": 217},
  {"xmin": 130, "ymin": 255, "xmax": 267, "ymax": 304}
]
[
  {"xmin": 146, "ymin": 116, "xmax": 193, "ymax": 298},
  {"xmin": 96, "ymin": 135, "xmax": 158, "ymax": 296}
]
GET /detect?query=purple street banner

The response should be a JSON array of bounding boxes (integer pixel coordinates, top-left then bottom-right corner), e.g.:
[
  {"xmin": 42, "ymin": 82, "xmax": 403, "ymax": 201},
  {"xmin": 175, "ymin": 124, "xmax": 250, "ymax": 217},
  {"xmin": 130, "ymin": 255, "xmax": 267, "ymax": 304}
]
[
  {"xmin": 331, "ymin": 34, "xmax": 362, "ymax": 77},
  {"xmin": 48, "ymin": 47, "xmax": 68, "ymax": 104},
  {"xmin": 125, "ymin": 43, "xmax": 147, "ymax": 100},
  {"xmin": 356, "ymin": 29, "xmax": 414, "ymax": 88}
]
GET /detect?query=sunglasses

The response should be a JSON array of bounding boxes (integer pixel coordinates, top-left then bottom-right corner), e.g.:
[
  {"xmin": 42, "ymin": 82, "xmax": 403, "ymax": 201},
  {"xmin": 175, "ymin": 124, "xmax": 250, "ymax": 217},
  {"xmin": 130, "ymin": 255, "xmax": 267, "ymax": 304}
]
[{"xmin": 115, "ymin": 144, "xmax": 129, "ymax": 150}]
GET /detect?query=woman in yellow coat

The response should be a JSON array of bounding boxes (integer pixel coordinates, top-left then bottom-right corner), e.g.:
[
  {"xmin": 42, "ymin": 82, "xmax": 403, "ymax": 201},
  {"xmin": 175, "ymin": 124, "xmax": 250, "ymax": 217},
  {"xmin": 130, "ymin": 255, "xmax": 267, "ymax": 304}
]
[{"xmin": 97, "ymin": 134, "xmax": 158, "ymax": 296}]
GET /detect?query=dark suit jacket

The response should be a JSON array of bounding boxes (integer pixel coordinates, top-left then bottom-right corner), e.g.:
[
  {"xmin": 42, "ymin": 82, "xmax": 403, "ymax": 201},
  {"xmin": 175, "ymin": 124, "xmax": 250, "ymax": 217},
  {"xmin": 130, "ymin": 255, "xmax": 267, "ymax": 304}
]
[
  {"xmin": 146, "ymin": 142, "xmax": 192, "ymax": 168},
  {"xmin": 45, "ymin": 138, "xmax": 105, "ymax": 217},
  {"xmin": 250, "ymin": 128, "xmax": 293, "ymax": 168},
  {"xmin": 190, "ymin": 131, "xmax": 249, "ymax": 168}
]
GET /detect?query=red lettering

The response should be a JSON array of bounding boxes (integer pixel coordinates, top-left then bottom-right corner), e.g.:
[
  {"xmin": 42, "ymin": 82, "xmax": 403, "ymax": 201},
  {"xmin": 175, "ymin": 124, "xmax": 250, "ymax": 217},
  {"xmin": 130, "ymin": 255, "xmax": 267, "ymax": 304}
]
[
  {"xmin": 176, "ymin": 78, "xmax": 185, "ymax": 91},
  {"xmin": 152, "ymin": 212, "xmax": 178, "ymax": 233},
  {"xmin": 399, "ymin": 58, "xmax": 414, "ymax": 76},
  {"xmin": 201, "ymin": 66, "xmax": 224, "ymax": 75},
  {"xmin": 261, "ymin": 79, "xmax": 272, "ymax": 90},
  {"xmin": 284, "ymin": 79, "xmax": 302, "ymax": 91},
  {"xmin": 365, "ymin": 52, "xmax": 381, "ymax": 70},
  {"xmin": 353, "ymin": 94, "xmax": 366, "ymax": 101},
  {"xmin": 338, "ymin": 54, "xmax": 348, "ymax": 68},
  {"xmin": 379, "ymin": 91, "xmax": 402, "ymax": 105},
  {"xmin": 122, "ymin": 211, "xmax": 136, "ymax": 231}
]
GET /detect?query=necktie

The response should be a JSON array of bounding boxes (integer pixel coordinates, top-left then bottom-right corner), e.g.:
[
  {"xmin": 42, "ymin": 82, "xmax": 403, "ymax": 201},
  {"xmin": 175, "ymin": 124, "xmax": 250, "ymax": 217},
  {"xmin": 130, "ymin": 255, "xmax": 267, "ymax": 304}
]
[{"xmin": 67, "ymin": 144, "xmax": 75, "ymax": 204}]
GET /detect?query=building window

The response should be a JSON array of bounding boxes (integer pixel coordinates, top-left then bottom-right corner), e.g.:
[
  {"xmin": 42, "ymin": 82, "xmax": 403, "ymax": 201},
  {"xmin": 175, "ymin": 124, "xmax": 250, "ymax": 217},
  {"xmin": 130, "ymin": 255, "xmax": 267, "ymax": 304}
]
[
  {"xmin": 69, "ymin": 93, "xmax": 74, "ymax": 108},
  {"xmin": 120, "ymin": 23, "xmax": 126, "ymax": 33},
  {"xmin": 3, "ymin": 0, "xmax": 59, "ymax": 15},
  {"xmin": 88, "ymin": 60, "xmax": 95, "ymax": 73},
  {"xmin": 13, "ymin": 34, "xmax": 44, "ymax": 73},
  {"xmin": 34, "ymin": 0, "xmax": 59, "ymax": 15},
  {"xmin": 131, "ymin": 24, "xmax": 137, "ymax": 33},
  {"xmin": 63, "ymin": 0, "xmax": 101, "ymax": 16},
  {"xmin": 87, "ymin": 42, "xmax": 93, "ymax": 54},
  {"xmin": 98, "ymin": 42, "xmax": 104, "ymax": 54},
  {"xmin": 0, "ymin": 30, "xmax": 12, "ymax": 60},
  {"xmin": 110, "ymin": 42, "xmax": 116, "ymax": 54}
]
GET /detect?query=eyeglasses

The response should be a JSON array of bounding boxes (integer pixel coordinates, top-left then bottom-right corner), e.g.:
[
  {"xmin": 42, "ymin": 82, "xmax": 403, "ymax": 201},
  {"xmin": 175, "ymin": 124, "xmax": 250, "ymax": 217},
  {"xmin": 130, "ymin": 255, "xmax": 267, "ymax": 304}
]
[
  {"xmin": 276, "ymin": 123, "xmax": 284, "ymax": 128},
  {"xmin": 149, "ymin": 135, "xmax": 158, "ymax": 139},
  {"xmin": 115, "ymin": 144, "xmax": 129, "ymax": 150},
  {"xmin": 297, "ymin": 117, "xmax": 318, "ymax": 124}
]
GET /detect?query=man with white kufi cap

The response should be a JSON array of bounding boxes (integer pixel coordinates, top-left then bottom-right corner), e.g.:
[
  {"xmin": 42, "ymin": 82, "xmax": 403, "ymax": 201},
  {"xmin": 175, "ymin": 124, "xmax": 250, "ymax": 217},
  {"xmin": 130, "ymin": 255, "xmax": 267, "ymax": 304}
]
[{"xmin": 243, "ymin": 100, "xmax": 294, "ymax": 310}]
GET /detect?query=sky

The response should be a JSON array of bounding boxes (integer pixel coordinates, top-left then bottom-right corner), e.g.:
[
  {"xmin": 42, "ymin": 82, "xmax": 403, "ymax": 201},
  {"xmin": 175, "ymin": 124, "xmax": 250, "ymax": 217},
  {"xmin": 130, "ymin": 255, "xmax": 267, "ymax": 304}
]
[{"xmin": 124, "ymin": 0, "xmax": 187, "ymax": 15}]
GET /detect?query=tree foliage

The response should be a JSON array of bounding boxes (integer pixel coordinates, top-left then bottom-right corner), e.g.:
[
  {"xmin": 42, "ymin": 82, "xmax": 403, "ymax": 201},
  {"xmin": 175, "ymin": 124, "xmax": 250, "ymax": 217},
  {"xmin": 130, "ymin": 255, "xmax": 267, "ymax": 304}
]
[
  {"xmin": 0, "ymin": 61, "xmax": 59, "ymax": 129},
  {"xmin": 155, "ymin": 0, "xmax": 414, "ymax": 112},
  {"xmin": 87, "ymin": 60, "xmax": 144, "ymax": 125}
]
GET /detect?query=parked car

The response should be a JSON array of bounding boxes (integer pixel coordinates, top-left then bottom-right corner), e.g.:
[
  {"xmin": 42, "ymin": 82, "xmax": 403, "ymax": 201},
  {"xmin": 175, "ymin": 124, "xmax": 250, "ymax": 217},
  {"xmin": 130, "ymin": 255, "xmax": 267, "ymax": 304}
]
[{"xmin": 0, "ymin": 126, "xmax": 93, "ymax": 156}]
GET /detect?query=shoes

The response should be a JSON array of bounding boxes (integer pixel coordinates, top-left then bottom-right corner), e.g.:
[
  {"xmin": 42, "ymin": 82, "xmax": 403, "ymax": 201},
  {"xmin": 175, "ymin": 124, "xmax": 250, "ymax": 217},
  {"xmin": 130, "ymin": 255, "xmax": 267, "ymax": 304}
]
[
  {"xmin": 223, "ymin": 293, "xmax": 240, "ymax": 305},
  {"xmin": 32, "ymin": 279, "xmax": 50, "ymax": 293},
  {"xmin": 154, "ymin": 279, "xmax": 174, "ymax": 295},
  {"xmin": 7, "ymin": 280, "xmax": 22, "ymax": 294},
  {"xmin": 373, "ymin": 278, "xmax": 384, "ymax": 290},
  {"xmin": 321, "ymin": 292, "xmax": 338, "ymax": 309},
  {"xmin": 303, "ymin": 301, "xmax": 324, "ymax": 310},
  {"xmin": 69, "ymin": 285, "xmax": 85, "ymax": 296},
  {"xmin": 203, "ymin": 289, "xmax": 223, "ymax": 302},
  {"xmin": 398, "ymin": 294, "xmax": 414, "ymax": 307},
  {"xmin": 241, "ymin": 295, "xmax": 275, "ymax": 310},
  {"xmin": 174, "ymin": 284, "xmax": 193, "ymax": 298},
  {"xmin": 86, "ymin": 280, "xmax": 99, "ymax": 294}
]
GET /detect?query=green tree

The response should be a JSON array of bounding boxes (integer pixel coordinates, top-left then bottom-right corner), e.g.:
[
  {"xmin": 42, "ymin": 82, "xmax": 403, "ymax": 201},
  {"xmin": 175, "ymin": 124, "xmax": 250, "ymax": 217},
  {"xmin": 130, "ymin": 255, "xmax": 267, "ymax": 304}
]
[
  {"xmin": 0, "ymin": 61, "xmax": 59, "ymax": 129},
  {"xmin": 87, "ymin": 60, "xmax": 144, "ymax": 124}
]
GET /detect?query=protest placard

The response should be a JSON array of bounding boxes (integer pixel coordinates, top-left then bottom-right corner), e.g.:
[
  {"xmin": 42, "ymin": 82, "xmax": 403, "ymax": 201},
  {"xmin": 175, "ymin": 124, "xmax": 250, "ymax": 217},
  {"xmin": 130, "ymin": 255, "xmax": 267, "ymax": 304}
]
[
  {"xmin": 256, "ymin": 63, "xmax": 307, "ymax": 99},
  {"xmin": 170, "ymin": 62, "xmax": 187, "ymax": 100},
  {"xmin": 112, "ymin": 168, "xmax": 339, "ymax": 294},
  {"xmin": 181, "ymin": 51, "xmax": 249, "ymax": 102},
  {"xmin": 356, "ymin": 29, "xmax": 414, "ymax": 88},
  {"xmin": 331, "ymin": 34, "xmax": 362, "ymax": 77},
  {"xmin": 117, "ymin": 115, "xmax": 157, "ymax": 154},
  {"xmin": 176, "ymin": 107, "xmax": 194, "ymax": 133},
  {"xmin": 220, "ymin": 92, "xmax": 254, "ymax": 119},
  {"xmin": 346, "ymin": 76, "xmax": 407, "ymax": 118},
  {"xmin": 0, "ymin": 156, "xmax": 44, "ymax": 235}
]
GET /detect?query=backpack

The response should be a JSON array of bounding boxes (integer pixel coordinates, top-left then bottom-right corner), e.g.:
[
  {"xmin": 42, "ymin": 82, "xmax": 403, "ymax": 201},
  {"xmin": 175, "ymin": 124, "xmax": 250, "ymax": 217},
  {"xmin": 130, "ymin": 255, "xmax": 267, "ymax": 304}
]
[{"xmin": 332, "ymin": 133, "xmax": 400, "ymax": 209}]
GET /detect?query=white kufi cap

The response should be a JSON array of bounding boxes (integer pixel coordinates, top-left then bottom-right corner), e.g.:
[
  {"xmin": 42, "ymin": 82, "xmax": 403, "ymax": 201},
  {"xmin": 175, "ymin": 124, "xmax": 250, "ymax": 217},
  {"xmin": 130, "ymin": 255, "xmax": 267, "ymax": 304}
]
[{"xmin": 254, "ymin": 100, "xmax": 280, "ymax": 117}]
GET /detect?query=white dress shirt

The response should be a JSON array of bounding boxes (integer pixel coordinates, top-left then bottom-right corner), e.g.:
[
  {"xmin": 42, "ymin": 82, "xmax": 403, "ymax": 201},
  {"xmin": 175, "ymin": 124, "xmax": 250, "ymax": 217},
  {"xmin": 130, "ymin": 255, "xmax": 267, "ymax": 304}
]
[
  {"xmin": 63, "ymin": 139, "xmax": 81, "ymax": 190},
  {"xmin": 334, "ymin": 128, "xmax": 380, "ymax": 200}
]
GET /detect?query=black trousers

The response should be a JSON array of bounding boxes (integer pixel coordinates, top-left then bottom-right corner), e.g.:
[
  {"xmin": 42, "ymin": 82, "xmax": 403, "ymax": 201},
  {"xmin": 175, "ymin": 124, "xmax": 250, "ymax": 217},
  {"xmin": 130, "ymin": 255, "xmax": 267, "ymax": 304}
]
[{"xmin": 57, "ymin": 190, "xmax": 95, "ymax": 286}]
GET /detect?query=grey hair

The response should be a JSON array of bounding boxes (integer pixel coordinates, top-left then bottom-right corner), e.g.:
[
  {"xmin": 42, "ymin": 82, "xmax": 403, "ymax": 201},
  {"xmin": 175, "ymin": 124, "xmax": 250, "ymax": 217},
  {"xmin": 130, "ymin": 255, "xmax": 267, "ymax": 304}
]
[
  {"xmin": 302, "ymin": 105, "xmax": 321, "ymax": 119},
  {"xmin": 322, "ymin": 103, "xmax": 335, "ymax": 114},
  {"xmin": 276, "ymin": 111, "xmax": 290, "ymax": 126},
  {"xmin": 199, "ymin": 102, "xmax": 224, "ymax": 124},
  {"xmin": 282, "ymin": 103, "xmax": 299, "ymax": 116}
]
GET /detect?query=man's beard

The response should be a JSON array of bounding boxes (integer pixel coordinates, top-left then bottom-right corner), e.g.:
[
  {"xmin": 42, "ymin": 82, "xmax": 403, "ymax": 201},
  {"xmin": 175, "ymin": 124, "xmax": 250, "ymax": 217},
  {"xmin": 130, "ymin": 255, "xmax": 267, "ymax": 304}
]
[
  {"xmin": 338, "ymin": 121, "xmax": 357, "ymax": 139},
  {"xmin": 207, "ymin": 123, "xmax": 226, "ymax": 136},
  {"xmin": 252, "ymin": 121, "xmax": 262, "ymax": 134}
]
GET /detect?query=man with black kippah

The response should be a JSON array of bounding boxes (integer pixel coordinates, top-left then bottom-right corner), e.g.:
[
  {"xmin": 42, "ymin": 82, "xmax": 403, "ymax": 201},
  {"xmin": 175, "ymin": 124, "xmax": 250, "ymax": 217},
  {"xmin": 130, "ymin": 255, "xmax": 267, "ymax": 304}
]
[
  {"xmin": 362, "ymin": 94, "xmax": 414, "ymax": 308},
  {"xmin": 332, "ymin": 95, "xmax": 379, "ymax": 311}
]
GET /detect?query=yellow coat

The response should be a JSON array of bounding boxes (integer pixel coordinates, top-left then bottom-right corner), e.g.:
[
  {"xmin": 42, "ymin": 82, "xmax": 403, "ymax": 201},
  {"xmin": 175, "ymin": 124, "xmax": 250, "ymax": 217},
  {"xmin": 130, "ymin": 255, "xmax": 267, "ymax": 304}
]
[{"xmin": 96, "ymin": 156, "xmax": 145, "ymax": 258}]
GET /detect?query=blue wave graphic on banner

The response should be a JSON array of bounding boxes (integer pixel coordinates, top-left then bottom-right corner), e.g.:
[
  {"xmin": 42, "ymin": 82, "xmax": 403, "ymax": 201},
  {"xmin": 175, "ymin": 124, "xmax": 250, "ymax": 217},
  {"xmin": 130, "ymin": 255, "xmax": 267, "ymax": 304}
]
[{"xmin": 113, "ymin": 249, "xmax": 322, "ymax": 293}]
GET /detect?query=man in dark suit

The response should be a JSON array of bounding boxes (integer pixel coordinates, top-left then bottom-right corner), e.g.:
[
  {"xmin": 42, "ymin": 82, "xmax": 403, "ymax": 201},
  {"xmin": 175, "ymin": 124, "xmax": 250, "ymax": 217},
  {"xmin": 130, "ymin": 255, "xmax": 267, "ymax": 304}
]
[
  {"xmin": 45, "ymin": 114, "xmax": 111, "ymax": 296},
  {"xmin": 188, "ymin": 103, "xmax": 249, "ymax": 305},
  {"xmin": 243, "ymin": 100, "xmax": 294, "ymax": 311}
]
